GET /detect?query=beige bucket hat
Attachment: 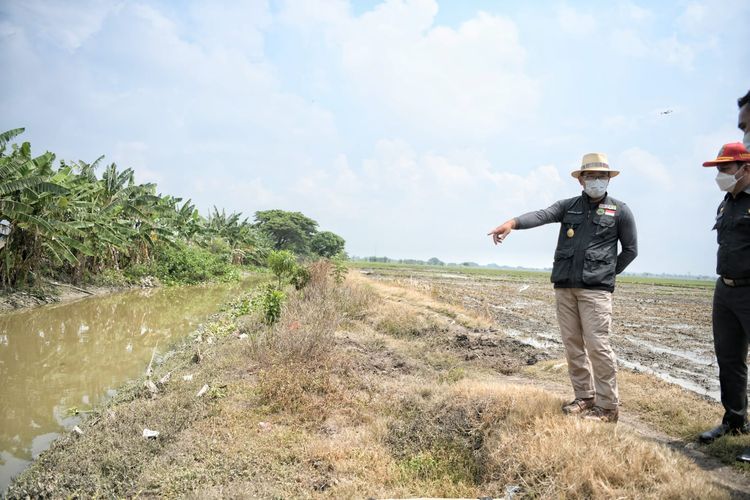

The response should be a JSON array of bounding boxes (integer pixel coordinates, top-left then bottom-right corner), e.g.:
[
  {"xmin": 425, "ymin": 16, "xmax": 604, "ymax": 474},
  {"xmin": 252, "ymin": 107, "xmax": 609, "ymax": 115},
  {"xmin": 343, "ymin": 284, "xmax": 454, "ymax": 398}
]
[{"xmin": 570, "ymin": 152, "xmax": 620, "ymax": 178}]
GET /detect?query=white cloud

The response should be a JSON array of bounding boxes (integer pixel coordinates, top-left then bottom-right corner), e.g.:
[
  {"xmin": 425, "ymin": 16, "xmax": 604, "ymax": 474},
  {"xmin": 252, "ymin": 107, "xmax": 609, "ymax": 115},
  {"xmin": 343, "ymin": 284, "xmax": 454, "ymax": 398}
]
[
  {"xmin": 4, "ymin": 0, "xmax": 115, "ymax": 51},
  {"xmin": 610, "ymin": 28, "xmax": 648, "ymax": 57},
  {"xmin": 610, "ymin": 28, "xmax": 694, "ymax": 70},
  {"xmin": 677, "ymin": 2, "xmax": 707, "ymax": 31},
  {"xmin": 346, "ymin": 9, "xmax": 538, "ymax": 137},
  {"xmin": 485, "ymin": 164, "xmax": 564, "ymax": 209},
  {"xmin": 603, "ymin": 115, "xmax": 639, "ymax": 132},
  {"xmin": 281, "ymin": 0, "xmax": 539, "ymax": 140},
  {"xmin": 190, "ymin": 175, "xmax": 280, "ymax": 215},
  {"xmin": 617, "ymin": 147, "xmax": 672, "ymax": 187},
  {"xmin": 656, "ymin": 35, "xmax": 695, "ymax": 70},
  {"xmin": 557, "ymin": 5, "xmax": 597, "ymax": 35},
  {"xmin": 0, "ymin": 21, "xmax": 18, "ymax": 37},
  {"xmin": 188, "ymin": 1, "xmax": 271, "ymax": 58},
  {"xmin": 618, "ymin": 2, "xmax": 653, "ymax": 23},
  {"xmin": 111, "ymin": 140, "xmax": 158, "ymax": 181}
]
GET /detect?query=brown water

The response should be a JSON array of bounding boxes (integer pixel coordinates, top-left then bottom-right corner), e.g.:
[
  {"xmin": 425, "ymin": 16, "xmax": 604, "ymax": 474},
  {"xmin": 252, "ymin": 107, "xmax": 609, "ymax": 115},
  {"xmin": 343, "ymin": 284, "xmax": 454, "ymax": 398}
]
[{"xmin": 0, "ymin": 278, "xmax": 259, "ymax": 492}]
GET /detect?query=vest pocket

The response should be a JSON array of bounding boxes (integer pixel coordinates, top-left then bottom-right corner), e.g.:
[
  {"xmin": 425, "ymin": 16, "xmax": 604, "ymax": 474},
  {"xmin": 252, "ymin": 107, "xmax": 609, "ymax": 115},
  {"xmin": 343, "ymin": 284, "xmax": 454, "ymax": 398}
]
[
  {"xmin": 594, "ymin": 215, "xmax": 615, "ymax": 235},
  {"xmin": 583, "ymin": 248, "xmax": 615, "ymax": 286},
  {"xmin": 563, "ymin": 212, "xmax": 584, "ymax": 226},
  {"xmin": 551, "ymin": 247, "xmax": 575, "ymax": 283}
]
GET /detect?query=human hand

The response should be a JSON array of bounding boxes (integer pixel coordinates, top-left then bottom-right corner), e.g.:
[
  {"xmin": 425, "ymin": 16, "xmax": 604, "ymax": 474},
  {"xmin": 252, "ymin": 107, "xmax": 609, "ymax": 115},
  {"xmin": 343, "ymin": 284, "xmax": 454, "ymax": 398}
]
[{"xmin": 487, "ymin": 220, "xmax": 515, "ymax": 245}]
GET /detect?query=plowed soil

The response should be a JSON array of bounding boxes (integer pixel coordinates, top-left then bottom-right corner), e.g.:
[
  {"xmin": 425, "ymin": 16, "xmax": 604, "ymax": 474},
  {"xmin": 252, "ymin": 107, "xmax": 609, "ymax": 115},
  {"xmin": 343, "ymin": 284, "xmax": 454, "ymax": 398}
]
[{"xmin": 363, "ymin": 267, "xmax": 720, "ymax": 400}]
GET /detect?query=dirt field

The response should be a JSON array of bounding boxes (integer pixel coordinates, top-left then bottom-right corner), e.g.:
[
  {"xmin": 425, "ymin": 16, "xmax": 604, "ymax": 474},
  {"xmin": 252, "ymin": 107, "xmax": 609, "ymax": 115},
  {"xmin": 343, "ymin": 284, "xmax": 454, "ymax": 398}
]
[{"xmin": 360, "ymin": 266, "xmax": 721, "ymax": 401}]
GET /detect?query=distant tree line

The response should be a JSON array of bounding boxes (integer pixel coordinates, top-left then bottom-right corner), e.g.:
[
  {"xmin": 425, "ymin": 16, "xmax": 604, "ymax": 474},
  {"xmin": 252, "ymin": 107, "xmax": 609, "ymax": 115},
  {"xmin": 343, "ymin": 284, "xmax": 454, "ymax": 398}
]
[
  {"xmin": 351, "ymin": 256, "xmax": 485, "ymax": 267},
  {"xmin": 0, "ymin": 128, "xmax": 345, "ymax": 289}
]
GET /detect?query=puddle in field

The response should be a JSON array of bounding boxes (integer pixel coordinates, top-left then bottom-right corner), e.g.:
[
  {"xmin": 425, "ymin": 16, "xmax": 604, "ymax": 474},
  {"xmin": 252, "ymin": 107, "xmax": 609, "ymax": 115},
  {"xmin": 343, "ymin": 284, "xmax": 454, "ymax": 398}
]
[
  {"xmin": 622, "ymin": 336, "xmax": 715, "ymax": 366},
  {"xmin": 667, "ymin": 323, "xmax": 699, "ymax": 331},
  {"xmin": 618, "ymin": 359, "xmax": 720, "ymax": 401},
  {"xmin": 503, "ymin": 328, "xmax": 560, "ymax": 350},
  {"xmin": 438, "ymin": 273, "xmax": 470, "ymax": 279}
]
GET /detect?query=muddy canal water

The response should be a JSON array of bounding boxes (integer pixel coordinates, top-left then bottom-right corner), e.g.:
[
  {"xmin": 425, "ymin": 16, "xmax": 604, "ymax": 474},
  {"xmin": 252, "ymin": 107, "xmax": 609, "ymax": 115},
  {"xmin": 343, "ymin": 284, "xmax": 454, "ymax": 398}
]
[{"xmin": 0, "ymin": 279, "xmax": 258, "ymax": 492}]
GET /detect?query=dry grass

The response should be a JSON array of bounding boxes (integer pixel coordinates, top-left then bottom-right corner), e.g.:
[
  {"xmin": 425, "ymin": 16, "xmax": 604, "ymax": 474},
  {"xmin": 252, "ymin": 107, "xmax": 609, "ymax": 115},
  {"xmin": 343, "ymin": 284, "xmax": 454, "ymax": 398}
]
[
  {"xmin": 6, "ymin": 270, "xmax": 736, "ymax": 499},
  {"xmin": 526, "ymin": 359, "xmax": 724, "ymax": 440},
  {"xmin": 526, "ymin": 359, "xmax": 750, "ymax": 475},
  {"xmin": 359, "ymin": 273, "xmax": 491, "ymax": 332},
  {"xmin": 371, "ymin": 301, "xmax": 452, "ymax": 338},
  {"xmin": 384, "ymin": 380, "xmax": 726, "ymax": 499}
]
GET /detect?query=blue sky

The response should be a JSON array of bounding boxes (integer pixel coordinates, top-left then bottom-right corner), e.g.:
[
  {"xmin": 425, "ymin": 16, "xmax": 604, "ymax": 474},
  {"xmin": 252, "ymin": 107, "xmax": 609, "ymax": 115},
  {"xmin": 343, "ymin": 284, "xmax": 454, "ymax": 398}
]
[{"xmin": 1, "ymin": 0, "xmax": 749, "ymax": 275}]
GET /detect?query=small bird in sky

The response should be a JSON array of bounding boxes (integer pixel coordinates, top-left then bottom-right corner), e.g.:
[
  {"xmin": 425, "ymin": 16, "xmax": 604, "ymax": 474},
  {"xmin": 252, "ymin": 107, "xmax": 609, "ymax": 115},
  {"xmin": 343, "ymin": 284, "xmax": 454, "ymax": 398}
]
[{"xmin": 660, "ymin": 109, "xmax": 673, "ymax": 115}]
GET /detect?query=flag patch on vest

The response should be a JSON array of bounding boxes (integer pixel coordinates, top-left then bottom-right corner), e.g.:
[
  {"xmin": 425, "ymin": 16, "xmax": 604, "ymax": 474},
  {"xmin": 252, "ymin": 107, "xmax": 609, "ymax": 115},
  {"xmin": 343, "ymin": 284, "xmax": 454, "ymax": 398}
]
[
  {"xmin": 604, "ymin": 209, "xmax": 616, "ymax": 216},
  {"xmin": 598, "ymin": 203, "xmax": 617, "ymax": 210}
]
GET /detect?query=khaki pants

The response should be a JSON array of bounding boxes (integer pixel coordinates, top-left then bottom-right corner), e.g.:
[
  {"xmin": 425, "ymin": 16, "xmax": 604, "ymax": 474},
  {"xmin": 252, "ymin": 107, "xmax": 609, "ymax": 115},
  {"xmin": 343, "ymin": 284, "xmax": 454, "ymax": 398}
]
[{"xmin": 555, "ymin": 288, "xmax": 618, "ymax": 410}]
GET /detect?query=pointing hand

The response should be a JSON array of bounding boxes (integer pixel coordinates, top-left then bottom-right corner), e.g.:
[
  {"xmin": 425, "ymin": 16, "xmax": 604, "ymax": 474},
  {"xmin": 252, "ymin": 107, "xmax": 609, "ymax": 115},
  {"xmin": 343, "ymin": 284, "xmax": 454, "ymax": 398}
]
[{"xmin": 487, "ymin": 220, "xmax": 515, "ymax": 245}]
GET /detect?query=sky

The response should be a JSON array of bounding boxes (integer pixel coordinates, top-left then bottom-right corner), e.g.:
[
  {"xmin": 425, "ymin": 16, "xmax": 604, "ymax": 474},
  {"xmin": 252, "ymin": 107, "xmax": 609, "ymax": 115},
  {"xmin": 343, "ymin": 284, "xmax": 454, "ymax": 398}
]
[{"xmin": 1, "ymin": 0, "xmax": 749, "ymax": 276}]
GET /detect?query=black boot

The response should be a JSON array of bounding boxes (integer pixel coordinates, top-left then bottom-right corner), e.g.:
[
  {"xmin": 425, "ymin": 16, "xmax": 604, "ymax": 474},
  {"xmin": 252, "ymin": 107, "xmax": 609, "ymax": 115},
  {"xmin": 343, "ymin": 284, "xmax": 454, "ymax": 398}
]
[{"xmin": 699, "ymin": 422, "xmax": 749, "ymax": 443}]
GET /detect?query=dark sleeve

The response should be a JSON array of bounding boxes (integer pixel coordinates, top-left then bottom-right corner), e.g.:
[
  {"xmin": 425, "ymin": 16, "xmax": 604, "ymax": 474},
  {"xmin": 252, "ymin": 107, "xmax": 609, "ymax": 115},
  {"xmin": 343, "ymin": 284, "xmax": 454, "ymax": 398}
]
[
  {"xmin": 615, "ymin": 203, "xmax": 637, "ymax": 274},
  {"xmin": 514, "ymin": 199, "xmax": 568, "ymax": 229}
]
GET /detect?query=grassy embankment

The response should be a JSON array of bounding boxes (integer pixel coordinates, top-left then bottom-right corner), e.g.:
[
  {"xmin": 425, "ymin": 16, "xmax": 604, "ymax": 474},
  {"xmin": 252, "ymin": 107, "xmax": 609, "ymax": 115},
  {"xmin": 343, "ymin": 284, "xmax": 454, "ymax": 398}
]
[{"xmin": 6, "ymin": 263, "xmax": 736, "ymax": 498}]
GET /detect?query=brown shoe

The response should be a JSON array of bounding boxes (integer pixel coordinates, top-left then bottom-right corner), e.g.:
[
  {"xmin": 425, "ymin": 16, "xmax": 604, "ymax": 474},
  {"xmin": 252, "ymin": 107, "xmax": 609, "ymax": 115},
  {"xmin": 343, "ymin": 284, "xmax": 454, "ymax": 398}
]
[
  {"xmin": 584, "ymin": 405, "xmax": 619, "ymax": 423},
  {"xmin": 562, "ymin": 397, "xmax": 595, "ymax": 415}
]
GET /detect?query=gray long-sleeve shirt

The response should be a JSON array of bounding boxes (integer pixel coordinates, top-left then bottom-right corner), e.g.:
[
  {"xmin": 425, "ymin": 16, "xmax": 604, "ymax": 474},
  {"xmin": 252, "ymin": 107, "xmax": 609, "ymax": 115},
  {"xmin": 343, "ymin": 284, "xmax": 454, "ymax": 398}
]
[{"xmin": 514, "ymin": 193, "xmax": 638, "ymax": 291}]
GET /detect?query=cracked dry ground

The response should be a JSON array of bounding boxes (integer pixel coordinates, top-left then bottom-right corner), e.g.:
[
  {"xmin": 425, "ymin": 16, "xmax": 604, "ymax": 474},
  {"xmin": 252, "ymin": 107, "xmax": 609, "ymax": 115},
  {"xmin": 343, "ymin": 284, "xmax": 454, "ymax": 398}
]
[{"xmin": 365, "ymin": 269, "xmax": 724, "ymax": 402}]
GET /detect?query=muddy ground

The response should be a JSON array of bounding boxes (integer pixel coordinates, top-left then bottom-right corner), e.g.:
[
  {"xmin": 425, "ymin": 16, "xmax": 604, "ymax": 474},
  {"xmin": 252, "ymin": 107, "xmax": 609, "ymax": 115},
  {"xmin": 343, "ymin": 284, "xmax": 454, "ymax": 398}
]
[{"xmin": 362, "ymin": 267, "xmax": 722, "ymax": 401}]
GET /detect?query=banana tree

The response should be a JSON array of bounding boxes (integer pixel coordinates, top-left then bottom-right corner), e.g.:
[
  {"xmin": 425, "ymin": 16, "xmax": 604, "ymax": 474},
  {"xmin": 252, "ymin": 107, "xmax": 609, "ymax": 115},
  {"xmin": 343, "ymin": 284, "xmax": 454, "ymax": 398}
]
[{"xmin": 0, "ymin": 139, "xmax": 77, "ymax": 287}]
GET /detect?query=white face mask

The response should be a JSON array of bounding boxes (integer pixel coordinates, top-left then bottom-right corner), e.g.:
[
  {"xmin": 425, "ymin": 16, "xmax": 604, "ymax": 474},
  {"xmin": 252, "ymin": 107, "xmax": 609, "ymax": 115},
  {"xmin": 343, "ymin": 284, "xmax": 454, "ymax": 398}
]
[
  {"xmin": 743, "ymin": 130, "xmax": 750, "ymax": 151},
  {"xmin": 583, "ymin": 178, "xmax": 608, "ymax": 198},
  {"xmin": 716, "ymin": 171, "xmax": 739, "ymax": 192},
  {"xmin": 716, "ymin": 165, "xmax": 748, "ymax": 193}
]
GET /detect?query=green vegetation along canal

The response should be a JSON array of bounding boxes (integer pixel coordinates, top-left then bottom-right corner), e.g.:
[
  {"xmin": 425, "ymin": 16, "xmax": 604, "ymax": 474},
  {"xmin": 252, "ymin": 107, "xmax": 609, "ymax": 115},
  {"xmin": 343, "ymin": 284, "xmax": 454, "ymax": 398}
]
[{"xmin": 0, "ymin": 277, "xmax": 261, "ymax": 492}]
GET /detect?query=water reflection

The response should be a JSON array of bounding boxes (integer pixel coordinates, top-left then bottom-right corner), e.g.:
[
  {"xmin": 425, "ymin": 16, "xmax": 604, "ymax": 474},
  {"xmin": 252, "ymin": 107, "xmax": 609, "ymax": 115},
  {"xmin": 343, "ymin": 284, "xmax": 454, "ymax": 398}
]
[{"xmin": 0, "ymin": 278, "xmax": 258, "ymax": 491}]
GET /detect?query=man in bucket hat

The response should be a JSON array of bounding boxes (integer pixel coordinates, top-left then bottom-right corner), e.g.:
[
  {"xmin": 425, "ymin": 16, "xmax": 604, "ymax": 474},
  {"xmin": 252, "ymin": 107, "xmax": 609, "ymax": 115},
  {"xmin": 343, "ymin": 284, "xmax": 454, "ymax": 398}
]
[
  {"xmin": 698, "ymin": 142, "xmax": 750, "ymax": 452},
  {"xmin": 488, "ymin": 152, "xmax": 638, "ymax": 423}
]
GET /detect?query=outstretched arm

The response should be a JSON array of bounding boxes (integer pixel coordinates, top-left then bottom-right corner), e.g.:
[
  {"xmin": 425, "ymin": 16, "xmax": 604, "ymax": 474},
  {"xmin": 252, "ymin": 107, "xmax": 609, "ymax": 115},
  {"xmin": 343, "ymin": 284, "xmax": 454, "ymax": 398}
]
[{"xmin": 487, "ymin": 199, "xmax": 568, "ymax": 245}]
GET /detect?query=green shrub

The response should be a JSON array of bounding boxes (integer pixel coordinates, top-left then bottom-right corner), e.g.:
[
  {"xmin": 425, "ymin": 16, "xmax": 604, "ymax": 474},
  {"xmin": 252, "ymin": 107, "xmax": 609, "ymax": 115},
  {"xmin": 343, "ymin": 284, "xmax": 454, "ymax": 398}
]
[
  {"xmin": 205, "ymin": 237, "xmax": 232, "ymax": 262},
  {"xmin": 267, "ymin": 250, "xmax": 298, "ymax": 288},
  {"xmin": 92, "ymin": 268, "xmax": 130, "ymax": 287},
  {"xmin": 222, "ymin": 294, "xmax": 252, "ymax": 318},
  {"xmin": 253, "ymin": 284, "xmax": 286, "ymax": 324},
  {"xmin": 123, "ymin": 262, "xmax": 158, "ymax": 281},
  {"xmin": 126, "ymin": 242, "xmax": 236, "ymax": 285},
  {"xmin": 290, "ymin": 265, "xmax": 311, "ymax": 290},
  {"xmin": 331, "ymin": 257, "xmax": 348, "ymax": 284}
]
